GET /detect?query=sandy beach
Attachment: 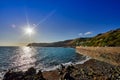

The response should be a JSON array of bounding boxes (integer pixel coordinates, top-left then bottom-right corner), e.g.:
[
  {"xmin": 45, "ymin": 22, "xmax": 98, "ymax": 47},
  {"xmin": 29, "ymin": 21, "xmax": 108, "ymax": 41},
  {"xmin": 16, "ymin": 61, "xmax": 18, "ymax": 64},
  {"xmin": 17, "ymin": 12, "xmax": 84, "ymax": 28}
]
[{"xmin": 76, "ymin": 47, "xmax": 120, "ymax": 66}]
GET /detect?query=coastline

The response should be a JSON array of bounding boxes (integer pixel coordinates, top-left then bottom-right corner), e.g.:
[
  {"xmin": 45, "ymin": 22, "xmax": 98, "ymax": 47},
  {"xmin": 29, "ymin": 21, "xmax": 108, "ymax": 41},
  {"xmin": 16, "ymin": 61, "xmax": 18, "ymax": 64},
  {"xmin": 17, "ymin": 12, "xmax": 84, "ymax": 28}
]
[
  {"xmin": 2, "ymin": 59, "xmax": 120, "ymax": 80},
  {"xmin": 76, "ymin": 47, "xmax": 120, "ymax": 66},
  {"xmin": 2, "ymin": 47, "xmax": 120, "ymax": 80},
  {"xmin": 42, "ymin": 59, "xmax": 120, "ymax": 80},
  {"xmin": 1, "ymin": 56, "xmax": 90, "ymax": 80}
]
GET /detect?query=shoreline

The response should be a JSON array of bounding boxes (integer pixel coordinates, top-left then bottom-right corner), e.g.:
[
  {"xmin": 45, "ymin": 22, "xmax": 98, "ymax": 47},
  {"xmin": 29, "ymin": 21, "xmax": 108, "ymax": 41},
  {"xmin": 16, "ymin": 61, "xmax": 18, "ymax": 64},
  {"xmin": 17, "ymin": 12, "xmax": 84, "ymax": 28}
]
[
  {"xmin": 2, "ymin": 59, "xmax": 120, "ymax": 80},
  {"xmin": 0, "ymin": 56, "xmax": 91, "ymax": 80},
  {"xmin": 76, "ymin": 47, "xmax": 120, "ymax": 66},
  {"xmin": 2, "ymin": 47, "xmax": 120, "ymax": 80},
  {"xmin": 42, "ymin": 58, "xmax": 120, "ymax": 80}
]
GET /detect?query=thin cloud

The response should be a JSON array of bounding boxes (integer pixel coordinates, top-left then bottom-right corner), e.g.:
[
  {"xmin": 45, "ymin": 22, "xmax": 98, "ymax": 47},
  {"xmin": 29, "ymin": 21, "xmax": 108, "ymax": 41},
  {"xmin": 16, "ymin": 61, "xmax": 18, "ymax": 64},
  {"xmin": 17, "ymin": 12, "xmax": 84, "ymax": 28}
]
[
  {"xmin": 78, "ymin": 31, "xmax": 92, "ymax": 36},
  {"xmin": 78, "ymin": 33, "xmax": 83, "ymax": 36},
  {"xmin": 84, "ymin": 32, "xmax": 92, "ymax": 35}
]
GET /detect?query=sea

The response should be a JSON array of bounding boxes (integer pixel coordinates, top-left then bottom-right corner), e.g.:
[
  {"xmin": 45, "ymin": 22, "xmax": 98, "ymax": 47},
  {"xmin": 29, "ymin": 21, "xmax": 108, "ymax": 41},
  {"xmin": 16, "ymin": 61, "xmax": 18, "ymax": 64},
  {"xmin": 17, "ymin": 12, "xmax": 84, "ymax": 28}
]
[{"xmin": 0, "ymin": 47, "xmax": 90, "ymax": 79}]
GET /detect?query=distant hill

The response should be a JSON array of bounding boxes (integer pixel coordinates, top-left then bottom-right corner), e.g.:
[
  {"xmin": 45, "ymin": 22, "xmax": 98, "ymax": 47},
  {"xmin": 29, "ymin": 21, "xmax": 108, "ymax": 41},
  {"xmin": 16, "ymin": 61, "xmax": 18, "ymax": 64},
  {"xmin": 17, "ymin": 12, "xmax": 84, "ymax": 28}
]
[
  {"xmin": 28, "ymin": 38, "xmax": 90, "ymax": 47},
  {"xmin": 28, "ymin": 40, "xmax": 73, "ymax": 47},
  {"xmin": 28, "ymin": 28, "xmax": 120, "ymax": 47}
]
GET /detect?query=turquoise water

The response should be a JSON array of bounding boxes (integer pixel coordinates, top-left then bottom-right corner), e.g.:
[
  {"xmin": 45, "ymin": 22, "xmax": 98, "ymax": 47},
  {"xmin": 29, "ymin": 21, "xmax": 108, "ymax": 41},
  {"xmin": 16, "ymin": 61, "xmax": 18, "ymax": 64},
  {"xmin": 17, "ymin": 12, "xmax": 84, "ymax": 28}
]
[{"xmin": 0, "ymin": 47, "xmax": 89, "ymax": 78}]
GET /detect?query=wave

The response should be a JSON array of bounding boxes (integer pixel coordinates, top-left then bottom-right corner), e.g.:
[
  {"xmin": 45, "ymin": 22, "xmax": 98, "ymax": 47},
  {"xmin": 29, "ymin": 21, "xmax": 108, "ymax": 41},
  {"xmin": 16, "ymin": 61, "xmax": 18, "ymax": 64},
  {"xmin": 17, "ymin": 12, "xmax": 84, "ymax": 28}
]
[
  {"xmin": 0, "ymin": 56, "xmax": 91, "ymax": 80},
  {"xmin": 41, "ymin": 56, "xmax": 91, "ymax": 71},
  {"xmin": 0, "ymin": 71, "xmax": 5, "ymax": 80},
  {"xmin": 75, "ymin": 56, "xmax": 91, "ymax": 64}
]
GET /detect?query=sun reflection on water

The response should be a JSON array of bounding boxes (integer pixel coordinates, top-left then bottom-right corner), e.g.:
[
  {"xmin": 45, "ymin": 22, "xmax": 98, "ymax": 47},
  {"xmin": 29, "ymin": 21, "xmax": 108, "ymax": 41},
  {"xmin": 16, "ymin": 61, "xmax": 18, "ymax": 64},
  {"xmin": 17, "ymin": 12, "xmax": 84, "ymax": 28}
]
[{"xmin": 11, "ymin": 47, "xmax": 37, "ymax": 71}]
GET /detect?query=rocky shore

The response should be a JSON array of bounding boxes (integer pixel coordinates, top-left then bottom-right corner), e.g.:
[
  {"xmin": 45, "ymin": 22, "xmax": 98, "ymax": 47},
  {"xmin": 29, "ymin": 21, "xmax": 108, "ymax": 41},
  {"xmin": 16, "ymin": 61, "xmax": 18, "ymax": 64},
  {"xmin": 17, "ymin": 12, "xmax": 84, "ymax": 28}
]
[{"xmin": 3, "ymin": 59, "xmax": 120, "ymax": 80}]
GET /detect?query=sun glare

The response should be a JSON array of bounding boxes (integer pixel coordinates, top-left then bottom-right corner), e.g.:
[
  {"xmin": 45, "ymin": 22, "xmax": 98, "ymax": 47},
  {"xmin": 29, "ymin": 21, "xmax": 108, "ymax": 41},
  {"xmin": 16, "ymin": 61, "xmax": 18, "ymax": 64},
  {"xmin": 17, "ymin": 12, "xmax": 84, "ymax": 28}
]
[{"xmin": 24, "ymin": 27, "xmax": 34, "ymax": 35}]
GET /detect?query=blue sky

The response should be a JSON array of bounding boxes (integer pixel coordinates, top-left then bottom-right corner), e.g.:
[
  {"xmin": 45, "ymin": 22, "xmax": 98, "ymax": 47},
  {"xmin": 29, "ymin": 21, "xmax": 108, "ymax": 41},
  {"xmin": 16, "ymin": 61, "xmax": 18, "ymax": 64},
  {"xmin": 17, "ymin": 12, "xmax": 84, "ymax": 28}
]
[{"xmin": 0, "ymin": 0, "xmax": 120, "ymax": 46}]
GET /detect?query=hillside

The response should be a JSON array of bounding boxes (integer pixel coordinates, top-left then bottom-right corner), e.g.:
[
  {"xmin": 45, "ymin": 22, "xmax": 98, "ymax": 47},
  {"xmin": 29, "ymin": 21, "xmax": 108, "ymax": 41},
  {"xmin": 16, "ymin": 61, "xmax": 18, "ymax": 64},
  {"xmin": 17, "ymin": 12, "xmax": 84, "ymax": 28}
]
[
  {"xmin": 28, "ymin": 28, "xmax": 120, "ymax": 47},
  {"xmin": 81, "ymin": 28, "xmax": 120, "ymax": 47}
]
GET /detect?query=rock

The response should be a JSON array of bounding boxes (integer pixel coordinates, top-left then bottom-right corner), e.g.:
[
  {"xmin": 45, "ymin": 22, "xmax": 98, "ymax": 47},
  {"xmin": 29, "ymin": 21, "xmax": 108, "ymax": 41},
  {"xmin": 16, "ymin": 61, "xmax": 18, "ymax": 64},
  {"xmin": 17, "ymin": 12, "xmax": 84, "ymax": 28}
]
[
  {"xmin": 60, "ymin": 64, "xmax": 65, "ymax": 70},
  {"xmin": 63, "ymin": 72, "xmax": 75, "ymax": 80},
  {"xmin": 36, "ymin": 70, "xmax": 46, "ymax": 80},
  {"xmin": 25, "ymin": 67, "xmax": 36, "ymax": 76},
  {"xmin": 3, "ymin": 69, "xmax": 24, "ymax": 80},
  {"xmin": 88, "ymin": 72, "xmax": 93, "ymax": 76},
  {"xmin": 118, "ymin": 75, "xmax": 120, "ymax": 79},
  {"xmin": 3, "ymin": 69, "xmax": 11, "ymax": 80},
  {"xmin": 80, "ymin": 68, "xmax": 84, "ymax": 74}
]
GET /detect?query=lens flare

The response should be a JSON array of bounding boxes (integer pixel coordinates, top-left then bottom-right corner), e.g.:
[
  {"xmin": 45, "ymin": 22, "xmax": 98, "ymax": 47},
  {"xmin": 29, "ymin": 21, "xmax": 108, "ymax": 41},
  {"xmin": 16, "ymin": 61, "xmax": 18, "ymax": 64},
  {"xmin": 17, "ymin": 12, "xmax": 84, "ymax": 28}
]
[{"xmin": 24, "ymin": 26, "xmax": 34, "ymax": 35}]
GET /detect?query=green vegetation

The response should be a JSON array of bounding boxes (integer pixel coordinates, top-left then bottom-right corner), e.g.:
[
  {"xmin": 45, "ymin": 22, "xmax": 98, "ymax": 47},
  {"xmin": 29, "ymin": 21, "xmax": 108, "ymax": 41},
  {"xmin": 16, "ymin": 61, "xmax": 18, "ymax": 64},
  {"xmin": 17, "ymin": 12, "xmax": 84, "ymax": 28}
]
[{"xmin": 71, "ymin": 28, "xmax": 120, "ymax": 47}]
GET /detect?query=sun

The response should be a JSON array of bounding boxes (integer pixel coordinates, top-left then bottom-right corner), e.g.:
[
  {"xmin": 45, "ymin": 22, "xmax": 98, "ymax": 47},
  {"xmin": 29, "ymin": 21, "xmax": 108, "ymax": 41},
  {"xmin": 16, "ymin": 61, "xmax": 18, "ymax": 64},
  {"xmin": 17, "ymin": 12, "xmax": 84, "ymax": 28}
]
[
  {"xmin": 26, "ymin": 27, "xmax": 33, "ymax": 34},
  {"xmin": 24, "ymin": 26, "xmax": 34, "ymax": 35}
]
